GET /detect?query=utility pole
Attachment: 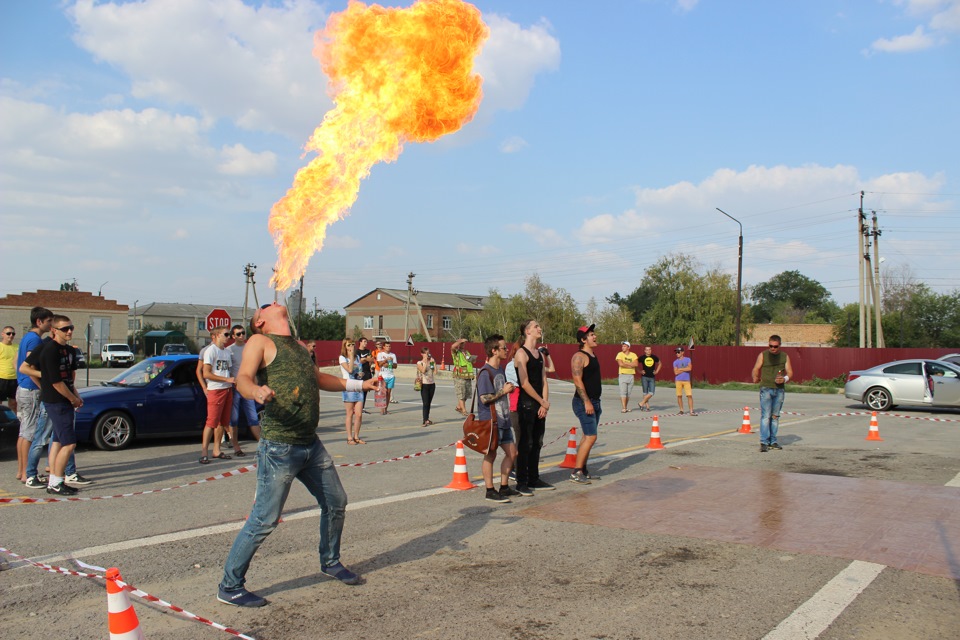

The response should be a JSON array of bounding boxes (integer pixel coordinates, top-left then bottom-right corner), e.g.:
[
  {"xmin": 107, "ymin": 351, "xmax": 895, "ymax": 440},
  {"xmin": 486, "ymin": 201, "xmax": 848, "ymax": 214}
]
[
  {"xmin": 298, "ymin": 273, "xmax": 305, "ymax": 338},
  {"xmin": 858, "ymin": 192, "xmax": 866, "ymax": 348},
  {"xmin": 404, "ymin": 272, "xmax": 415, "ymax": 342},
  {"xmin": 716, "ymin": 208, "xmax": 743, "ymax": 346},
  {"xmin": 242, "ymin": 263, "xmax": 259, "ymax": 325},
  {"xmin": 871, "ymin": 211, "xmax": 885, "ymax": 347}
]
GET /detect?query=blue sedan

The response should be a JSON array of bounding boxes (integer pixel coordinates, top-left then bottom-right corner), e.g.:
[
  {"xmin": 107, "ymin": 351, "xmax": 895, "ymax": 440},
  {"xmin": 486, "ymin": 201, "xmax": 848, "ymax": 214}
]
[{"xmin": 77, "ymin": 355, "xmax": 209, "ymax": 450}]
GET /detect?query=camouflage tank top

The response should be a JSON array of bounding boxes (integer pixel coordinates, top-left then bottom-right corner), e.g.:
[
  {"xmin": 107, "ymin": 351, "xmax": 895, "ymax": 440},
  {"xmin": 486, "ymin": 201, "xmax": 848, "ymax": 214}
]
[{"xmin": 258, "ymin": 335, "xmax": 320, "ymax": 445}]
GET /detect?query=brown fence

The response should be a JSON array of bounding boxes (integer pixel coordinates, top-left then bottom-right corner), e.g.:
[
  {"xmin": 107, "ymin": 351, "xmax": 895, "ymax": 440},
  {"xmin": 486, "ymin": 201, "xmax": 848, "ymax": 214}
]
[{"xmin": 311, "ymin": 341, "xmax": 956, "ymax": 384}]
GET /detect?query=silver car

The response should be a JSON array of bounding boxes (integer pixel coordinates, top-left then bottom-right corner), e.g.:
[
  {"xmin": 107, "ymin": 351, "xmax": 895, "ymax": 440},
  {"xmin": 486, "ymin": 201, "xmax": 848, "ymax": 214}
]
[
  {"xmin": 844, "ymin": 359, "xmax": 960, "ymax": 411},
  {"xmin": 939, "ymin": 353, "xmax": 960, "ymax": 367}
]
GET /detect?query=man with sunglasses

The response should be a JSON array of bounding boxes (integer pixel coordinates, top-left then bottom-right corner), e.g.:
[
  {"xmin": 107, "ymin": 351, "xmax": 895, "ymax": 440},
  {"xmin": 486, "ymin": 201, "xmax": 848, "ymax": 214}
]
[
  {"xmin": 227, "ymin": 325, "xmax": 260, "ymax": 453},
  {"xmin": 751, "ymin": 335, "xmax": 793, "ymax": 452},
  {"xmin": 15, "ymin": 306, "xmax": 53, "ymax": 483},
  {"xmin": 217, "ymin": 302, "xmax": 378, "ymax": 607},
  {"xmin": 0, "ymin": 326, "xmax": 17, "ymax": 413},
  {"xmin": 29, "ymin": 316, "xmax": 83, "ymax": 495}
]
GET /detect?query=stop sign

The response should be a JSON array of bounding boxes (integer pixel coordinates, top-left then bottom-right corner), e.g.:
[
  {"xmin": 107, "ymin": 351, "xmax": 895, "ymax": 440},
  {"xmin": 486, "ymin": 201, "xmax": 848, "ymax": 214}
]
[{"xmin": 205, "ymin": 308, "xmax": 232, "ymax": 333}]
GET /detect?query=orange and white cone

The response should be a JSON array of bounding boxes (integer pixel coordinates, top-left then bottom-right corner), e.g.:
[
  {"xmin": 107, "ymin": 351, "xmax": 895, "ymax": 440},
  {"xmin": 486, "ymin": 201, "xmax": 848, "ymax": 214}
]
[
  {"xmin": 866, "ymin": 412, "xmax": 883, "ymax": 441},
  {"xmin": 106, "ymin": 568, "xmax": 145, "ymax": 640},
  {"xmin": 558, "ymin": 428, "xmax": 579, "ymax": 469},
  {"xmin": 739, "ymin": 406, "xmax": 753, "ymax": 434},
  {"xmin": 444, "ymin": 441, "xmax": 475, "ymax": 490},
  {"xmin": 646, "ymin": 416, "xmax": 665, "ymax": 450}
]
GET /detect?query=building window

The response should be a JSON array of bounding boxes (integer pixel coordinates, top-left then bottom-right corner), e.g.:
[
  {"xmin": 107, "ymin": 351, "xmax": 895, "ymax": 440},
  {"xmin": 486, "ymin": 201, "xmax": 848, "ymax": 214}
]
[
  {"xmin": 128, "ymin": 319, "xmax": 134, "ymax": 330},
  {"xmin": 363, "ymin": 316, "xmax": 373, "ymax": 330},
  {"xmin": 198, "ymin": 320, "xmax": 205, "ymax": 332},
  {"xmin": 442, "ymin": 316, "xmax": 452, "ymax": 331},
  {"xmin": 426, "ymin": 314, "xmax": 433, "ymax": 329}
]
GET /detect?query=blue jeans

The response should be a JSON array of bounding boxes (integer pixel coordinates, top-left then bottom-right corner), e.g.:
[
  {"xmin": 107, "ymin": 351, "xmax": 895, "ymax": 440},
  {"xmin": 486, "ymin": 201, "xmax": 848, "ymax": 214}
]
[
  {"xmin": 220, "ymin": 438, "xmax": 348, "ymax": 591},
  {"xmin": 229, "ymin": 390, "xmax": 260, "ymax": 428},
  {"xmin": 26, "ymin": 404, "xmax": 76, "ymax": 478},
  {"xmin": 571, "ymin": 396, "xmax": 602, "ymax": 437},
  {"xmin": 759, "ymin": 387, "xmax": 786, "ymax": 445}
]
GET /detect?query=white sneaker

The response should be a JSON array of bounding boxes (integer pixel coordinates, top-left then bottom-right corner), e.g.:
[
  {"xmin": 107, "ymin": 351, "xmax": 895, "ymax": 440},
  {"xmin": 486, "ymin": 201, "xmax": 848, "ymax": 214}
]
[{"xmin": 66, "ymin": 473, "xmax": 94, "ymax": 485}]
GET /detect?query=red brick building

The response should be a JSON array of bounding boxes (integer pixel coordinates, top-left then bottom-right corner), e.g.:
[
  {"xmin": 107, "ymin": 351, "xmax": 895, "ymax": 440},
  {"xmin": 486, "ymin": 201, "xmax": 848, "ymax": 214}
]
[{"xmin": 344, "ymin": 288, "xmax": 484, "ymax": 342}]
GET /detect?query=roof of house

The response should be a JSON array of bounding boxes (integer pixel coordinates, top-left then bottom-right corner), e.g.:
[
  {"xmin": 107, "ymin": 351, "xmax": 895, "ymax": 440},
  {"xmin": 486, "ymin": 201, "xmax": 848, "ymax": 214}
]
[
  {"xmin": 132, "ymin": 302, "xmax": 252, "ymax": 319},
  {"xmin": 0, "ymin": 290, "xmax": 128, "ymax": 312},
  {"xmin": 344, "ymin": 288, "xmax": 486, "ymax": 311}
]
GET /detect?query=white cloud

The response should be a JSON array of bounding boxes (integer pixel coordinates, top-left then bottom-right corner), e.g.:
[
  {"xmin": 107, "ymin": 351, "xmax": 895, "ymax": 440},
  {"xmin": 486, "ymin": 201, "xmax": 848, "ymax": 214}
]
[
  {"xmin": 218, "ymin": 144, "xmax": 277, "ymax": 175},
  {"xmin": 505, "ymin": 222, "xmax": 567, "ymax": 247},
  {"xmin": 325, "ymin": 234, "xmax": 361, "ymax": 250},
  {"xmin": 474, "ymin": 14, "xmax": 561, "ymax": 114},
  {"xmin": 676, "ymin": 0, "xmax": 700, "ymax": 13},
  {"xmin": 69, "ymin": 0, "xmax": 330, "ymax": 140},
  {"xmin": 577, "ymin": 209, "xmax": 656, "ymax": 243},
  {"xmin": 172, "ymin": 229, "xmax": 189, "ymax": 239},
  {"xmin": 868, "ymin": 0, "xmax": 960, "ymax": 53},
  {"xmin": 868, "ymin": 25, "xmax": 936, "ymax": 53},
  {"xmin": 499, "ymin": 136, "xmax": 528, "ymax": 153},
  {"xmin": 456, "ymin": 242, "xmax": 500, "ymax": 256}
]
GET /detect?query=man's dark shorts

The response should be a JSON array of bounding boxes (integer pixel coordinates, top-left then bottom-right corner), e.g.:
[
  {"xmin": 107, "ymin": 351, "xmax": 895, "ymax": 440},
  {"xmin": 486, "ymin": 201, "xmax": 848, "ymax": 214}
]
[
  {"xmin": 45, "ymin": 402, "xmax": 77, "ymax": 446},
  {"xmin": 0, "ymin": 378, "xmax": 17, "ymax": 402}
]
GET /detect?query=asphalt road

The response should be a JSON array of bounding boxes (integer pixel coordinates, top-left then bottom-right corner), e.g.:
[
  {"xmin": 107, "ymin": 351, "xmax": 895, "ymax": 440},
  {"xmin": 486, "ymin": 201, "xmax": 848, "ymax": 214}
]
[{"xmin": 2, "ymin": 378, "xmax": 958, "ymax": 640}]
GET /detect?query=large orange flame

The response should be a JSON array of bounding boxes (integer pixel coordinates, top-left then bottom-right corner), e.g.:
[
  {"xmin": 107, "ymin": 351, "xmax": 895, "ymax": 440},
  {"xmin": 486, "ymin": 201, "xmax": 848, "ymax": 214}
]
[{"xmin": 269, "ymin": 0, "xmax": 489, "ymax": 290}]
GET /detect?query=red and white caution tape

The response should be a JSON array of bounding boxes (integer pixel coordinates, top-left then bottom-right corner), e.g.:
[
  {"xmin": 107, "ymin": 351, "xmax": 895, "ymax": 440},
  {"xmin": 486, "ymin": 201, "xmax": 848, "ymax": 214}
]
[
  {"xmin": 0, "ymin": 464, "xmax": 257, "ymax": 505},
  {"xmin": 334, "ymin": 440, "xmax": 459, "ymax": 468},
  {"xmin": 0, "ymin": 547, "xmax": 257, "ymax": 640}
]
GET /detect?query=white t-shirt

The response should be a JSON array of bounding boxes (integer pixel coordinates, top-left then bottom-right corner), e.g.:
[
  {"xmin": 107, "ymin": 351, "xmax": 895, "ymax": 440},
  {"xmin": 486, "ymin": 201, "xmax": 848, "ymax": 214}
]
[
  {"xmin": 203, "ymin": 344, "xmax": 233, "ymax": 390},
  {"xmin": 377, "ymin": 352, "xmax": 398, "ymax": 379},
  {"xmin": 339, "ymin": 355, "xmax": 361, "ymax": 380}
]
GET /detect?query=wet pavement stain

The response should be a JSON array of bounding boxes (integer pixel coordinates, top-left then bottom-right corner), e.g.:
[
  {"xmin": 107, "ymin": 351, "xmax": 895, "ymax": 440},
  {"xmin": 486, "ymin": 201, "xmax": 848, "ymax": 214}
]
[{"xmin": 521, "ymin": 465, "xmax": 960, "ymax": 580}]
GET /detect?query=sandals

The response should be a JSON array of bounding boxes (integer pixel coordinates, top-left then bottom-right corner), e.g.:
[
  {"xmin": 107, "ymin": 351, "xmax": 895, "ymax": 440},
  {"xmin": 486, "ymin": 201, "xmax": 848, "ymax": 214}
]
[
  {"xmin": 356, "ymin": 438, "xmax": 367, "ymax": 445},
  {"xmin": 212, "ymin": 452, "xmax": 232, "ymax": 460},
  {"xmin": 233, "ymin": 450, "xmax": 247, "ymax": 457},
  {"xmin": 199, "ymin": 456, "xmax": 210, "ymax": 464},
  {"xmin": 347, "ymin": 439, "xmax": 357, "ymax": 445}
]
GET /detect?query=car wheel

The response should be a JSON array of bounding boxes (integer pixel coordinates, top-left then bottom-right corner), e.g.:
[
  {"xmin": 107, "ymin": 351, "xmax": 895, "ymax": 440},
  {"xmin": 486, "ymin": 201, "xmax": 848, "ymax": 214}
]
[
  {"xmin": 93, "ymin": 411, "xmax": 134, "ymax": 451},
  {"xmin": 864, "ymin": 387, "xmax": 892, "ymax": 412}
]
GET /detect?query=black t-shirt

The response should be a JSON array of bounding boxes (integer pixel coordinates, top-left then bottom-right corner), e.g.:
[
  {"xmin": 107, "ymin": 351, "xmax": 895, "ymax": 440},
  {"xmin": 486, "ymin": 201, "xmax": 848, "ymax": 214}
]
[
  {"xmin": 641, "ymin": 354, "xmax": 660, "ymax": 378},
  {"xmin": 357, "ymin": 348, "xmax": 372, "ymax": 380},
  {"xmin": 27, "ymin": 339, "xmax": 77, "ymax": 403}
]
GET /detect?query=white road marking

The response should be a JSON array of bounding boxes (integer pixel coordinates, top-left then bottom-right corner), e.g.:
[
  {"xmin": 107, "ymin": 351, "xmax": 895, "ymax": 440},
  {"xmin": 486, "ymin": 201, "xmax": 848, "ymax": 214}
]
[
  {"xmin": 764, "ymin": 461, "xmax": 960, "ymax": 638},
  {"xmin": 763, "ymin": 561, "xmax": 885, "ymax": 640}
]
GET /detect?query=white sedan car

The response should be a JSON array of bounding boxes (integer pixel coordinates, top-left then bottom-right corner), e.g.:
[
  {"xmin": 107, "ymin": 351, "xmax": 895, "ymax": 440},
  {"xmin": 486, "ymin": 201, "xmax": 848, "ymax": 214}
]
[{"xmin": 844, "ymin": 359, "xmax": 960, "ymax": 412}]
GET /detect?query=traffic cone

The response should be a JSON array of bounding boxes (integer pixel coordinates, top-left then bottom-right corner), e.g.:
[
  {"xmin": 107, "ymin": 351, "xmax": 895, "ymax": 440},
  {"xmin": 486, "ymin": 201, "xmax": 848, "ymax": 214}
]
[
  {"xmin": 558, "ymin": 428, "xmax": 578, "ymax": 469},
  {"xmin": 444, "ymin": 441, "xmax": 475, "ymax": 490},
  {"xmin": 739, "ymin": 406, "xmax": 752, "ymax": 434},
  {"xmin": 106, "ymin": 568, "xmax": 145, "ymax": 640},
  {"xmin": 866, "ymin": 412, "xmax": 883, "ymax": 441},
  {"xmin": 646, "ymin": 416, "xmax": 665, "ymax": 450}
]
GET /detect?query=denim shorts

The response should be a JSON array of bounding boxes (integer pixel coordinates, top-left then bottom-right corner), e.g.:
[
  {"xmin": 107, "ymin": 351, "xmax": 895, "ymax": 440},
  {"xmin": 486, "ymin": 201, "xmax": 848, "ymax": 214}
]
[
  {"xmin": 641, "ymin": 377, "xmax": 656, "ymax": 396},
  {"xmin": 571, "ymin": 396, "xmax": 601, "ymax": 437},
  {"xmin": 498, "ymin": 420, "xmax": 515, "ymax": 445}
]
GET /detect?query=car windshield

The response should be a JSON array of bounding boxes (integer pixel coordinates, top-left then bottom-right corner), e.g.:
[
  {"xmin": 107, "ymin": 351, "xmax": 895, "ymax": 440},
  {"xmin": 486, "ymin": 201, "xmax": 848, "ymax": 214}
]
[
  {"xmin": 106, "ymin": 359, "xmax": 174, "ymax": 387},
  {"xmin": 107, "ymin": 345, "xmax": 130, "ymax": 352}
]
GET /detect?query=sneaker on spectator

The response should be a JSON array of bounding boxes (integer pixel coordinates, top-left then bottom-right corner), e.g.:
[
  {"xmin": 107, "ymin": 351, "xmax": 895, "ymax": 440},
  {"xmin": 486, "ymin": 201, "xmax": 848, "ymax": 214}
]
[
  {"xmin": 508, "ymin": 469, "xmax": 517, "ymax": 481},
  {"xmin": 499, "ymin": 485, "xmax": 521, "ymax": 498},
  {"xmin": 515, "ymin": 485, "xmax": 534, "ymax": 497},
  {"xmin": 46, "ymin": 482, "xmax": 78, "ymax": 496},
  {"xmin": 25, "ymin": 476, "xmax": 47, "ymax": 489},
  {"xmin": 217, "ymin": 586, "xmax": 267, "ymax": 608},
  {"xmin": 486, "ymin": 488, "xmax": 510, "ymax": 503},
  {"xmin": 66, "ymin": 473, "xmax": 93, "ymax": 485},
  {"xmin": 529, "ymin": 479, "xmax": 556, "ymax": 491},
  {"xmin": 769, "ymin": 442, "xmax": 783, "ymax": 450},
  {"xmin": 569, "ymin": 470, "xmax": 591, "ymax": 485}
]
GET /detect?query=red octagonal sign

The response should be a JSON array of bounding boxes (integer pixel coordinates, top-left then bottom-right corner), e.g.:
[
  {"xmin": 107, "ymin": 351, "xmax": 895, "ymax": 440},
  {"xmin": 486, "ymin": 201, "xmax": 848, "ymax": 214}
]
[{"xmin": 206, "ymin": 308, "xmax": 232, "ymax": 333}]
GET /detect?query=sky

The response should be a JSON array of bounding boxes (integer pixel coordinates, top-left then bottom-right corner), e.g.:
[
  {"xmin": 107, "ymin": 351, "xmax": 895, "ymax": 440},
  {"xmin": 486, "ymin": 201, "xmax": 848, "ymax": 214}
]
[{"xmin": 1, "ymin": 0, "xmax": 958, "ymax": 317}]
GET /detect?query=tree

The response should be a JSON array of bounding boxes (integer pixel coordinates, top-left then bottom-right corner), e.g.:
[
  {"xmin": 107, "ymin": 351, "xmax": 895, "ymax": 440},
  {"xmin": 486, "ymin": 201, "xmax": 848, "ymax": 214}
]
[
  {"xmin": 586, "ymin": 298, "xmax": 637, "ymax": 344},
  {"xmin": 606, "ymin": 282, "xmax": 657, "ymax": 323},
  {"xmin": 750, "ymin": 270, "xmax": 836, "ymax": 323},
  {"xmin": 298, "ymin": 309, "xmax": 346, "ymax": 340},
  {"xmin": 635, "ymin": 253, "xmax": 746, "ymax": 346},
  {"xmin": 832, "ymin": 287, "xmax": 960, "ymax": 348},
  {"xmin": 465, "ymin": 274, "xmax": 584, "ymax": 344},
  {"xmin": 59, "ymin": 280, "xmax": 78, "ymax": 292}
]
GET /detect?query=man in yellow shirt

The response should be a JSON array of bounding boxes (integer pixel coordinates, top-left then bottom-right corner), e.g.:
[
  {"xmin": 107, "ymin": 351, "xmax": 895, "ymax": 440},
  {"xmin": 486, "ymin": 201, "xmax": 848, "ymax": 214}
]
[
  {"xmin": 614, "ymin": 341, "xmax": 638, "ymax": 413},
  {"xmin": 0, "ymin": 326, "xmax": 18, "ymax": 412}
]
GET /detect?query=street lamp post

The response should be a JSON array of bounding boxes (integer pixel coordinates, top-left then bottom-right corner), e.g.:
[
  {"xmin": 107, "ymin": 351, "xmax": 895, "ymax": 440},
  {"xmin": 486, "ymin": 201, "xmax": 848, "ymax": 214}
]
[{"xmin": 716, "ymin": 208, "xmax": 743, "ymax": 346}]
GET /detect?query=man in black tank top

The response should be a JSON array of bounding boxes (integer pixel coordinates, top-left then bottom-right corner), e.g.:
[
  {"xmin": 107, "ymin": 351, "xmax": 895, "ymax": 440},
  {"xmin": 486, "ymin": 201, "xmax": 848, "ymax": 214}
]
[
  {"xmin": 218, "ymin": 303, "xmax": 379, "ymax": 608},
  {"xmin": 513, "ymin": 319, "xmax": 555, "ymax": 495},
  {"xmin": 570, "ymin": 324, "xmax": 602, "ymax": 484}
]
